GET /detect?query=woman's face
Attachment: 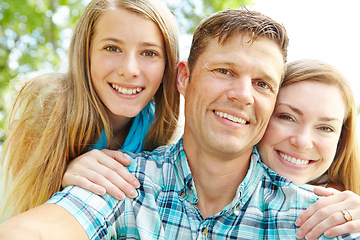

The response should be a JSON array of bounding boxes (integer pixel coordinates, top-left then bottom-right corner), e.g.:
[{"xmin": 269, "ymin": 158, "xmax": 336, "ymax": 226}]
[
  {"xmin": 89, "ymin": 8, "xmax": 165, "ymax": 125},
  {"xmin": 257, "ymin": 80, "xmax": 346, "ymax": 185}
]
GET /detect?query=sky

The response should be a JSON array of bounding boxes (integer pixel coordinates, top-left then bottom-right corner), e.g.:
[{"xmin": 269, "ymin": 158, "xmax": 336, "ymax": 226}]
[{"xmin": 250, "ymin": 0, "xmax": 360, "ymax": 107}]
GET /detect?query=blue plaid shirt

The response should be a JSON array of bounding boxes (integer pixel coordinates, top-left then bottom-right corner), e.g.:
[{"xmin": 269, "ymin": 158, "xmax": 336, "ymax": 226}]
[{"xmin": 47, "ymin": 138, "xmax": 358, "ymax": 239}]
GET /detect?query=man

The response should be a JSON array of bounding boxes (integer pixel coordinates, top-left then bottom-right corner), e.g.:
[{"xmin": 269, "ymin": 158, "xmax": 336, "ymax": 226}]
[{"xmin": 0, "ymin": 9, "xmax": 350, "ymax": 239}]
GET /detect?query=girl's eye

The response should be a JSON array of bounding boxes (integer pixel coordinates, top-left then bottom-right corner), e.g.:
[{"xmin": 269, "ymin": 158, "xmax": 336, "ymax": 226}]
[
  {"xmin": 142, "ymin": 51, "xmax": 158, "ymax": 57},
  {"xmin": 318, "ymin": 126, "xmax": 334, "ymax": 132},
  {"xmin": 105, "ymin": 46, "xmax": 120, "ymax": 52},
  {"xmin": 279, "ymin": 114, "xmax": 294, "ymax": 122}
]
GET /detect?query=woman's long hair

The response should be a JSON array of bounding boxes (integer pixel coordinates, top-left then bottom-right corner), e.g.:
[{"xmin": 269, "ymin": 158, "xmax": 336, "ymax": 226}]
[
  {"xmin": 1, "ymin": 0, "xmax": 179, "ymax": 217},
  {"xmin": 283, "ymin": 59, "xmax": 360, "ymax": 194}
]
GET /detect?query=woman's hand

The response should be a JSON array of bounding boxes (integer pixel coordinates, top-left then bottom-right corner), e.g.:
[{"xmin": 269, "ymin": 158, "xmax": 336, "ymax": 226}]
[
  {"xmin": 295, "ymin": 186, "xmax": 360, "ymax": 239},
  {"xmin": 62, "ymin": 149, "xmax": 140, "ymax": 200}
]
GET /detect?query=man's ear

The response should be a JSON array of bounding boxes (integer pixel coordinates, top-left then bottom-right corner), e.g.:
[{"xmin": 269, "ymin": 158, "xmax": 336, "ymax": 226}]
[{"xmin": 177, "ymin": 61, "xmax": 190, "ymax": 97}]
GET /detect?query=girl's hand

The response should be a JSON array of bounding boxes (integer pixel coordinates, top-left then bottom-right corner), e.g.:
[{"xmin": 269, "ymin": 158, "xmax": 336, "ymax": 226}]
[
  {"xmin": 62, "ymin": 149, "xmax": 140, "ymax": 200},
  {"xmin": 295, "ymin": 186, "xmax": 360, "ymax": 240}
]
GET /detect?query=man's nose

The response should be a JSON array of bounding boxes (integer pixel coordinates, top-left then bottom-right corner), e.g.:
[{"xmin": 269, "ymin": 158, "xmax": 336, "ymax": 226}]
[{"xmin": 227, "ymin": 76, "xmax": 254, "ymax": 105}]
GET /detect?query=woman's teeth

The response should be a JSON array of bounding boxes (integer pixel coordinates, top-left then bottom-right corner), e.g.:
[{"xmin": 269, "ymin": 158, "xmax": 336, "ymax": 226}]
[
  {"xmin": 279, "ymin": 152, "xmax": 310, "ymax": 165},
  {"xmin": 111, "ymin": 84, "xmax": 142, "ymax": 95},
  {"xmin": 214, "ymin": 111, "xmax": 247, "ymax": 124}
]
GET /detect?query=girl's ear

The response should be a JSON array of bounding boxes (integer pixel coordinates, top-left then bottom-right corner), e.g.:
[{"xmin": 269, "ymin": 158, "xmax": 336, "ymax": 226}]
[{"xmin": 177, "ymin": 61, "xmax": 190, "ymax": 97}]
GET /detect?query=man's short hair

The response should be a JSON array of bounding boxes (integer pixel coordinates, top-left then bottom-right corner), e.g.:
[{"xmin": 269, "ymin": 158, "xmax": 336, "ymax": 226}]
[{"xmin": 188, "ymin": 8, "xmax": 289, "ymax": 73}]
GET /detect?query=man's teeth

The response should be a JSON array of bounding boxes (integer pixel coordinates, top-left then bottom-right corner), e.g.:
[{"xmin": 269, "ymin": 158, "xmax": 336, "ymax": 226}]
[
  {"xmin": 111, "ymin": 84, "xmax": 142, "ymax": 95},
  {"xmin": 214, "ymin": 111, "xmax": 247, "ymax": 124},
  {"xmin": 279, "ymin": 152, "xmax": 310, "ymax": 165}
]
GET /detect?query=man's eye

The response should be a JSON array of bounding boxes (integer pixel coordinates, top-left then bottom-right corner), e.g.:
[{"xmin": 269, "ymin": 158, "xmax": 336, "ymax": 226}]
[
  {"xmin": 105, "ymin": 46, "xmax": 120, "ymax": 52},
  {"xmin": 256, "ymin": 81, "xmax": 270, "ymax": 89},
  {"xmin": 217, "ymin": 69, "xmax": 231, "ymax": 75}
]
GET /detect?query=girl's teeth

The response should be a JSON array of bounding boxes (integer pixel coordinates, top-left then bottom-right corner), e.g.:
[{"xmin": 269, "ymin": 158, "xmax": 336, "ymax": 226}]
[
  {"xmin": 279, "ymin": 152, "xmax": 310, "ymax": 165},
  {"xmin": 214, "ymin": 111, "xmax": 247, "ymax": 124},
  {"xmin": 111, "ymin": 84, "xmax": 142, "ymax": 95}
]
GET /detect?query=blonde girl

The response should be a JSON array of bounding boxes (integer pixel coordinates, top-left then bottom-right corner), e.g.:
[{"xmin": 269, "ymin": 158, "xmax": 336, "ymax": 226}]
[{"xmin": 1, "ymin": 0, "xmax": 180, "ymax": 217}]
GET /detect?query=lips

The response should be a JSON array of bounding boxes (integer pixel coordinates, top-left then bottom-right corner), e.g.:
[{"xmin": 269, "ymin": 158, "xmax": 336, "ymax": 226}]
[
  {"xmin": 111, "ymin": 83, "xmax": 143, "ymax": 95},
  {"xmin": 214, "ymin": 110, "xmax": 248, "ymax": 124}
]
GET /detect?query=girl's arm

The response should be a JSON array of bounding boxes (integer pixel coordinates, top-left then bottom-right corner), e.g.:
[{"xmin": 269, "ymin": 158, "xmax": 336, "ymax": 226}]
[
  {"xmin": 295, "ymin": 187, "xmax": 360, "ymax": 240},
  {"xmin": 0, "ymin": 204, "xmax": 87, "ymax": 240},
  {"xmin": 62, "ymin": 149, "xmax": 140, "ymax": 199}
]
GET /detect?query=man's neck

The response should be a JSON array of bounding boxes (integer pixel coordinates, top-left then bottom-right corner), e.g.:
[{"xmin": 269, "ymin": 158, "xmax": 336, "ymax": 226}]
[{"xmin": 183, "ymin": 138, "xmax": 252, "ymax": 218}]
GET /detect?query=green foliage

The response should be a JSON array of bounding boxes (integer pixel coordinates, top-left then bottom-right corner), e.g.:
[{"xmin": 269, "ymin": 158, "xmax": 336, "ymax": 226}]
[
  {"xmin": 0, "ymin": 0, "xmax": 252, "ymax": 145},
  {"xmin": 168, "ymin": 0, "xmax": 253, "ymax": 34},
  {"xmin": 0, "ymin": 0, "xmax": 87, "ymax": 144}
]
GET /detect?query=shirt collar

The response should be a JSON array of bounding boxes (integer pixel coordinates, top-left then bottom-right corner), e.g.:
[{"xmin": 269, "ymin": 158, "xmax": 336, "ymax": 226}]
[
  {"xmin": 223, "ymin": 147, "xmax": 264, "ymax": 211},
  {"xmin": 173, "ymin": 140, "xmax": 267, "ymax": 210},
  {"xmin": 173, "ymin": 137, "xmax": 198, "ymax": 204}
]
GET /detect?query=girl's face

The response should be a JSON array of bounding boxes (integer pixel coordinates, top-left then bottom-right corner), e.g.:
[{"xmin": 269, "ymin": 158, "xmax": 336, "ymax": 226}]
[
  {"xmin": 257, "ymin": 80, "xmax": 346, "ymax": 185},
  {"xmin": 90, "ymin": 8, "xmax": 165, "ymax": 126}
]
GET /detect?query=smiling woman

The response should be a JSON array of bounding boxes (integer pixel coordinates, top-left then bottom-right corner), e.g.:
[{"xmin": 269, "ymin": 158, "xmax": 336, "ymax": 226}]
[
  {"xmin": 258, "ymin": 59, "xmax": 360, "ymax": 239},
  {"xmin": 258, "ymin": 59, "xmax": 360, "ymax": 191},
  {"xmin": 258, "ymin": 80, "xmax": 346, "ymax": 185}
]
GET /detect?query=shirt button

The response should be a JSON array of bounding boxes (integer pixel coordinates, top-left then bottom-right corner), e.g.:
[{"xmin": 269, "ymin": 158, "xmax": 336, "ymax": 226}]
[
  {"xmin": 181, "ymin": 191, "xmax": 186, "ymax": 198},
  {"xmin": 202, "ymin": 227, "xmax": 208, "ymax": 235},
  {"xmin": 234, "ymin": 205, "xmax": 240, "ymax": 216}
]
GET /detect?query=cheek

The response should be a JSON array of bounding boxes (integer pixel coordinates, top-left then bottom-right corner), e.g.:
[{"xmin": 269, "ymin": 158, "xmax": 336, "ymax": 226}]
[
  {"xmin": 145, "ymin": 61, "xmax": 166, "ymax": 85},
  {"xmin": 263, "ymin": 119, "xmax": 285, "ymax": 141},
  {"xmin": 91, "ymin": 52, "xmax": 117, "ymax": 77},
  {"xmin": 257, "ymin": 98, "xmax": 277, "ymax": 125},
  {"xmin": 318, "ymin": 138, "xmax": 340, "ymax": 165}
]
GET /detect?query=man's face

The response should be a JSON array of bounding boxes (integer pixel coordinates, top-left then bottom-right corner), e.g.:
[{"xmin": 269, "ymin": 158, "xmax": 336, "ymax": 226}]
[{"xmin": 178, "ymin": 34, "xmax": 284, "ymax": 159}]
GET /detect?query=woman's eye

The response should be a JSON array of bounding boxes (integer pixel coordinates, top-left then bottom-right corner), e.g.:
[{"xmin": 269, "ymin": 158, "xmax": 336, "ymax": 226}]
[
  {"xmin": 105, "ymin": 46, "xmax": 120, "ymax": 52},
  {"xmin": 142, "ymin": 51, "xmax": 158, "ymax": 57},
  {"xmin": 279, "ymin": 114, "xmax": 294, "ymax": 122},
  {"xmin": 319, "ymin": 126, "xmax": 334, "ymax": 132}
]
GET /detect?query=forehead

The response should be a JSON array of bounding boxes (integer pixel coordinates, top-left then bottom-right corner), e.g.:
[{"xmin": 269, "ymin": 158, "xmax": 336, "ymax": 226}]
[
  {"xmin": 93, "ymin": 8, "xmax": 162, "ymax": 39},
  {"xmin": 199, "ymin": 35, "xmax": 285, "ymax": 85},
  {"xmin": 278, "ymin": 81, "xmax": 346, "ymax": 118}
]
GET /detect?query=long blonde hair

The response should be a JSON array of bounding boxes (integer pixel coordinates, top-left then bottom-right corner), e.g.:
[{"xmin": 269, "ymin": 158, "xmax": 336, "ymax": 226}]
[
  {"xmin": 283, "ymin": 59, "xmax": 360, "ymax": 194},
  {"xmin": 1, "ymin": 0, "xmax": 179, "ymax": 217}
]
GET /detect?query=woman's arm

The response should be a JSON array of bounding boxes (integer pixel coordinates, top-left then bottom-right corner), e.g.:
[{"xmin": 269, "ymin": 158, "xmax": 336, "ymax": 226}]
[
  {"xmin": 62, "ymin": 149, "xmax": 140, "ymax": 199},
  {"xmin": 295, "ymin": 187, "xmax": 360, "ymax": 240}
]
